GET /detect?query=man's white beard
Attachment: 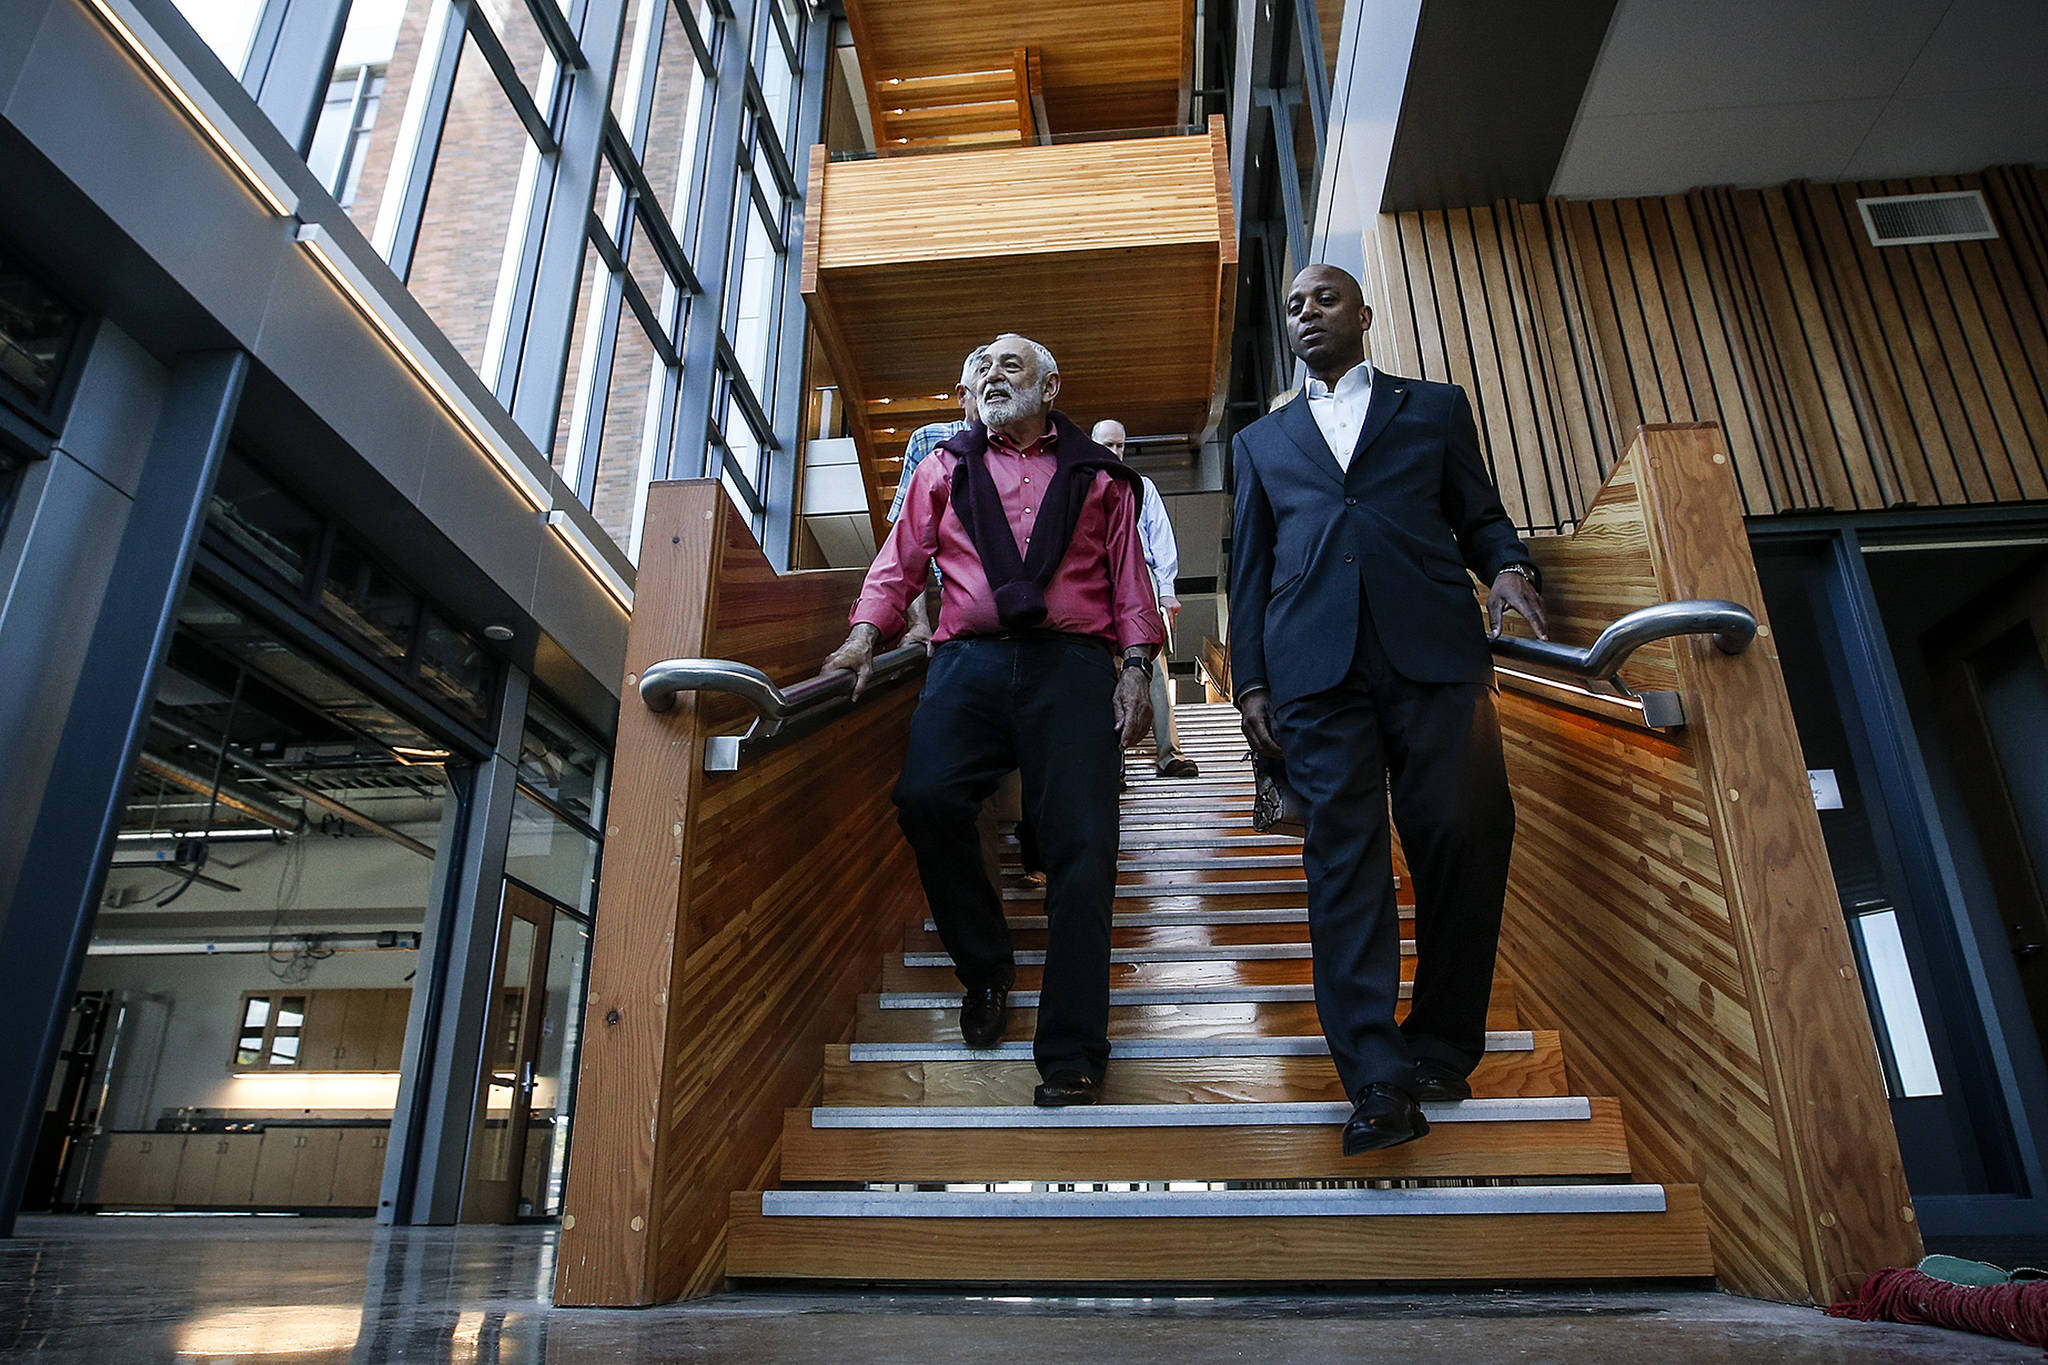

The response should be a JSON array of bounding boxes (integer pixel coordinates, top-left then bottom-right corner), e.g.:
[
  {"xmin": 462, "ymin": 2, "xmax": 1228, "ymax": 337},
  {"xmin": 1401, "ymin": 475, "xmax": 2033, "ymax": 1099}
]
[{"xmin": 980, "ymin": 390, "xmax": 1044, "ymax": 429}]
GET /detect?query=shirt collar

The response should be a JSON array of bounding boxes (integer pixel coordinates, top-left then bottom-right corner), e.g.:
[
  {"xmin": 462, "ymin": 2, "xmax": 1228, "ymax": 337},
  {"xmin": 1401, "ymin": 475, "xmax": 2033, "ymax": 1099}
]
[
  {"xmin": 988, "ymin": 423, "xmax": 1056, "ymax": 457},
  {"xmin": 1305, "ymin": 359, "xmax": 1374, "ymax": 402}
]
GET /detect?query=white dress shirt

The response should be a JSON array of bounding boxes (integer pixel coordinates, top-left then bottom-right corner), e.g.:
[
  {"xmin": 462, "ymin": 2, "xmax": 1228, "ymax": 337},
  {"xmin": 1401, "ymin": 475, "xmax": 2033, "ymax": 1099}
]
[
  {"xmin": 1305, "ymin": 359, "xmax": 1375, "ymax": 472},
  {"xmin": 1135, "ymin": 477, "xmax": 1179, "ymax": 603}
]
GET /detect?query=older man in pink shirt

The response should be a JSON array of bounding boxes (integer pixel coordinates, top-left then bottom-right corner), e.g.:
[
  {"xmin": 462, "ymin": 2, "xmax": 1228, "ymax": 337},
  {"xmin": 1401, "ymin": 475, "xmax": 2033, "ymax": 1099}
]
[{"xmin": 822, "ymin": 333, "xmax": 1161, "ymax": 1106}]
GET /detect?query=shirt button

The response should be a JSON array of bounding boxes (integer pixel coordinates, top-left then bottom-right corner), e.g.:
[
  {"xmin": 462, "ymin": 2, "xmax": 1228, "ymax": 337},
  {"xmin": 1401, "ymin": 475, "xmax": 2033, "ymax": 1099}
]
[
  {"xmin": 1343, "ymin": 553, "xmax": 1356, "ymax": 564},
  {"xmin": 1345, "ymin": 496, "xmax": 1356, "ymax": 506},
  {"xmin": 1023, "ymin": 477, "xmax": 1031, "ymax": 484}
]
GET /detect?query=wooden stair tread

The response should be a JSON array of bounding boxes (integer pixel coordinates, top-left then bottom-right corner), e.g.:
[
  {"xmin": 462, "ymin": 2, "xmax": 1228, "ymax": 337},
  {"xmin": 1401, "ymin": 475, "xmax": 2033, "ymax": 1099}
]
[
  {"xmin": 934, "ymin": 906, "xmax": 1415, "ymax": 931},
  {"xmin": 822, "ymin": 1038, "xmax": 1569, "ymax": 1106},
  {"xmin": 726, "ymin": 1185, "xmax": 1716, "ymax": 1283},
  {"xmin": 776, "ymin": 1099, "xmax": 1632, "ymax": 1182}
]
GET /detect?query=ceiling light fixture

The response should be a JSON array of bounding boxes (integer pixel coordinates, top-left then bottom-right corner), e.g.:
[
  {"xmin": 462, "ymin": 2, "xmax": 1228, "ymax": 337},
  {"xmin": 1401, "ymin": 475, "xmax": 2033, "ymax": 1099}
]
[{"xmin": 482, "ymin": 623, "xmax": 516, "ymax": 641}]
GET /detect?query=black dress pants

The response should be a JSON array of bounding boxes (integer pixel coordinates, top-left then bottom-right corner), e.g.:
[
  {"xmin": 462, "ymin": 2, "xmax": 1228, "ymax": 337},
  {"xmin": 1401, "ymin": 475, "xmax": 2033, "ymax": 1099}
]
[
  {"xmin": 894, "ymin": 635, "xmax": 1121, "ymax": 1081},
  {"xmin": 1272, "ymin": 597, "xmax": 1514, "ymax": 1102}
]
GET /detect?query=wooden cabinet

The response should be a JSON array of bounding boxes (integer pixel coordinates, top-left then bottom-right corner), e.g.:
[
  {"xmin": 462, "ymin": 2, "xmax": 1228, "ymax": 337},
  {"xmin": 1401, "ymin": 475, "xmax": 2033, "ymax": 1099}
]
[
  {"xmin": 94, "ymin": 1133, "xmax": 184, "ymax": 1207},
  {"xmin": 231, "ymin": 989, "xmax": 412, "ymax": 1073},
  {"xmin": 329, "ymin": 1128, "xmax": 389, "ymax": 1209},
  {"xmin": 249, "ymin": 1130, "xmax": 302, "ymax": 1207},
  {"xmin": 291, "ymin": 1129, "xmax": 343, "ymax": 1206},
  {"xmin": 97, "ymin": 1125, "xmax": 390, "ymax": 1210}
]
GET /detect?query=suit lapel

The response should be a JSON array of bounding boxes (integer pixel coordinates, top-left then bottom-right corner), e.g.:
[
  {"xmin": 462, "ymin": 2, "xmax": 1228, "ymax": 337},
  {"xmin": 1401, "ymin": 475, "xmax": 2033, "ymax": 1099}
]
[
  {"xmin": 1275, "ymin": 389, "xmax": 1347, "ymax": 490},
  {"xmin": 1343, "ymin": 372, "xmax": 1409, "ymax": 487}
]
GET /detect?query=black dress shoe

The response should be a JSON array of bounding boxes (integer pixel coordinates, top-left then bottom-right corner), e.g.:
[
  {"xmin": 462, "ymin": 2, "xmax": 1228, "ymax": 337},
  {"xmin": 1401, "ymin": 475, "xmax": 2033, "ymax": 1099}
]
[
  {"xmin": 959, "ymin": 984, "xmax": 1009, "ymax": 1049},
  {"xmin": 1159, "ymin": 757, "xmax": 1201, "ymax": 778},
  {"xmin": 1410, "ymin": 1057, "xmax": 1473, "ymax": 1102},
  {"xmin": 1032, "ymin": 1074, "xmax": 1102, "ymax": 1107},
  {"xmin": 1341, "ymin": 1082, "xmax": 1430, "ymax": 1155}
]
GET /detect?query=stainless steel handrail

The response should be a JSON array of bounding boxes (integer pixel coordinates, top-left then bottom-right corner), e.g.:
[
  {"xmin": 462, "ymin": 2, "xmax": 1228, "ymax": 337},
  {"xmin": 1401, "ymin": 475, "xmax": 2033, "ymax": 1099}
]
[
  {"xmin": 1488, "ymin": 598, "xmax": 1757, "ymax": 683},
  {"xmin": 640, "ymin": 643, "xmax": 928, "ymax": 738}
]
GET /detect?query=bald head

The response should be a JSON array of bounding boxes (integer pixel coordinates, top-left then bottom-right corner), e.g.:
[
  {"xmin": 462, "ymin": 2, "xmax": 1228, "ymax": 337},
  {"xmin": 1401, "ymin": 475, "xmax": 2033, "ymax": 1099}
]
[
  {"xmin": 1285, "ymin": 263, "xmax": 1373, "ymax": 385},
  {"xmin": 1091, "ymin": 420, "xmax": 1127, "ymax": 456}
]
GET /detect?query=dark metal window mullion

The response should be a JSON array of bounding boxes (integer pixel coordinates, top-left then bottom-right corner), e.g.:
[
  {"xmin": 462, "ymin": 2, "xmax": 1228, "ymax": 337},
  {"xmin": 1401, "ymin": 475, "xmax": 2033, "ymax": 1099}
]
[
  {"xmin": 506, "ymin": 0, "xmax": 631, "ymax": 449},
  {"xmin": 385, "ymin": 1, "xmax": 472, "ymax": 281},
  {"xmin": 463, "ymin": 7, "xmax": 560, "ymax": 152},
  {"xmin": 757, "ymin": 1, "xmax": 829, "ymax": 568},
  {"xmin": 607, "ymin": 126, "xmax": 704, "ymax": 295},
  {"xmin": 670, "ymin": 2, "xmax": 753, "ymax": 495}
]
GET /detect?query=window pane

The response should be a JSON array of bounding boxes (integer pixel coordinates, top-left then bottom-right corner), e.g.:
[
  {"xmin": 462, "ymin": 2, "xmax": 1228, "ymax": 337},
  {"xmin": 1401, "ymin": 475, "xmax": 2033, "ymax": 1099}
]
[
  {"xmin": 242, "ymin": 998, "xmax": 270, "ymax": 1028},
  {"xmin": 404, "ymin": 33, "xmax": 545, "ymax": 384},
  {"xmin": 506, "ymin": 792, "xmax": 600, "ymax": 915},
  {"xmin": 729, "ymin": 199, "xmax": 782, "ymax": 406},
  {"xmin": 169, "ymin": 0, "xmax": 265, "ymax": 76},
  {"xmin": 339, "ymin": 0, "xmax": 424, "ymax": 240},
  {"xmin": 624, "ymin": 214, "xmax": 679, "ymax": 337},
  {"xmin": 758, "ymin": 15, "xmax": 799, "ymax": 150},
  {"xmin": 322, "ymin": 539, "xmax": 420, "ymax": 664},
  {"xmin": 722, "ymin": 400, "xmax": 763, "ymax": 490},
  {"xmin": 610, "ymin": 0, "xmax": 660, "ymax": 125},
  {"xmin": 554, "ymin": 240, "xmax": 609, "ymax": 469},
  {"xmin": 308, "ymin": 67, "xmax": 387, "ymax": 207},
  {"xmin": 0, "ymin": 246, "xmax": 83, "ymax": 411},
  {"xmin": 643, "ymin": 9, "xmax": 714, "ymax": 253},
  {"xmin": 519, "ymin": 695, "xmax": 610, "ymax": 828},
  {"xmin": 207, "ymin": 453, "xmax": 323, "ymax": 589},
  {"xmin": 588, "ymin": 304, "xmax": 667, "ymax": 550},
  {"xmin": 473, "ymin": 0, "xmax": 562, "ymax": 108},
  {"xmin": 416, "ymin": 611, "xmax": 494, "ymax": 727}
]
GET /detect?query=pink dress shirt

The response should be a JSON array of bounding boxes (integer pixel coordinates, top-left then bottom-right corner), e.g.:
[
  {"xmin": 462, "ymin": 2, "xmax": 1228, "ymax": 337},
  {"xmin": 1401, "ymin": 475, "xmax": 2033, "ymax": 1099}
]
[{"xmin": 852, "ymin": 426, "xmax": 1164, "ymax": 654}]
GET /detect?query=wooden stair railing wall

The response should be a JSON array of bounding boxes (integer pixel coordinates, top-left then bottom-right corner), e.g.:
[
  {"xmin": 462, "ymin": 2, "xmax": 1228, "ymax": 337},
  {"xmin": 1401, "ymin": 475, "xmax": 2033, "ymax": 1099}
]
[
  {"xmin": 866, "ymin": 47, "xmax": 1041, "ymax": 156},
  {"xmin": 553, "ymin": 481, "xmax": 924, "ymax": 1306},
  {"xmin": 1493, "ymin": 423, "xmax": 1922, "ymax": 1302}
]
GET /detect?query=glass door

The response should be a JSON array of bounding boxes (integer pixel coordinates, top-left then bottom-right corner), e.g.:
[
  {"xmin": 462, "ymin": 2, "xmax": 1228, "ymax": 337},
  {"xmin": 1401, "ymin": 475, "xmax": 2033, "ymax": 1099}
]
[{"xmin": 462, "ymin": 884, "xmax": 551, "ymax": 1223}]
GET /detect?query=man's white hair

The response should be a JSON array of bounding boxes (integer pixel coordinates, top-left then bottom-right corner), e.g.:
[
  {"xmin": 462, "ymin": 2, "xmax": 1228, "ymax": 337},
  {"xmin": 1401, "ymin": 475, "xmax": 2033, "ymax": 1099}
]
[{"xmin": 958, "ymin": 344, "xmax": 990, "ymax": 389}]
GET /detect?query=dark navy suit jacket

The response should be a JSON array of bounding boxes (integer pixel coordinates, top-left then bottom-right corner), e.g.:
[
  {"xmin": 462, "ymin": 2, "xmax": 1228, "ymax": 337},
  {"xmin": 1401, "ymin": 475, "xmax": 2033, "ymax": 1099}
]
[{"xmin": 1229, "ymin": 370, "xmax": 1533, "ymax": 706}]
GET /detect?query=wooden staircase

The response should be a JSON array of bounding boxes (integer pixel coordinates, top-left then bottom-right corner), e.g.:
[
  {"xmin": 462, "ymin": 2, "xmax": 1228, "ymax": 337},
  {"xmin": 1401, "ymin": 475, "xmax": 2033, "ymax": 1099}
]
[
  {"xmin": 867, "ymin": 48, "xmax": 1040, "ymax": 156},
  {"xmin": 726, "ymin": 703, "xmax": 1716, "ymax": 1284}
]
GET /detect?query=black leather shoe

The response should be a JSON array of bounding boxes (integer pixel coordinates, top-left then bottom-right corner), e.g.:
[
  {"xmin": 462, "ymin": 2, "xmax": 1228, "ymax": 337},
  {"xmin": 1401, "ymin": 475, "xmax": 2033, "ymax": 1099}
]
[
  {"xmin": 1410, "ymin": 1057, "xmax": 1473, "ymax": 1102},
  {"xmin": 1341, "ymin": 1082, "xmax": 1429, "ymax": 1155},
  {"xmin": 1032, "ymin": 1074, "xmax": 1102, "ymax": 1107},
  {"xmin": 1159, "ymin": 757, "xmax": 1201, "ymax": 778},
  {"xmin": 959, "ymin": 984, "xmax": 1009, "ymax": 1049}
]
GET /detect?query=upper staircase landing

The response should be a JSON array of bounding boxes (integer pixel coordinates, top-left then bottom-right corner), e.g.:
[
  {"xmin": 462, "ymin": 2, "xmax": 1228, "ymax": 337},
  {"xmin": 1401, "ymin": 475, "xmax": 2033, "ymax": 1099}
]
[
  {"xmin": 803, "ymin": 119, "xmax": 1235, "ymax": 522},
  {"xmin": 844, "ymin": 0, "xmax": 1195, "ymax": 137}
]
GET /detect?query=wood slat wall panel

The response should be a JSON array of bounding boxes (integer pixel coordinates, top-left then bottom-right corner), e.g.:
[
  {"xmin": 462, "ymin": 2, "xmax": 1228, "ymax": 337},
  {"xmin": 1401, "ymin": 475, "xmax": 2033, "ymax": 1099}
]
[
  {"xmin": 1495, "ymin": 428, "xmax": 1921, "ymax": 1304},
  {"xmin": 554, "ymin": 481, "xmax": 923, "ymax": 1306},
  {"xmin": 1357, "ymin": 166, "xmax": 2048, "ymax": 536}
]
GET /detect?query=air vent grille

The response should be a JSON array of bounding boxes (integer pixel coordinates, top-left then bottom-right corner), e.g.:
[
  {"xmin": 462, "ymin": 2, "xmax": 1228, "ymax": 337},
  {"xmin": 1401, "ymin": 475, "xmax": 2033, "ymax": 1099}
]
[{"xmin": 1856, "ymin": 191, "xmax": 1999, "ymax": 247}]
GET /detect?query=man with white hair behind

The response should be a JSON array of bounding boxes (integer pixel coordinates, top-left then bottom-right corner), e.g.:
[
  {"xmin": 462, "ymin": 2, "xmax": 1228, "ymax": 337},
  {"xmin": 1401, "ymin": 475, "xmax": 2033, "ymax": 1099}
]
[
  {"xmin": 1092, "ymin": 419, "xmax": 1199, "ymax": 780},
  {"xmin": 823, "ymin": 333, "xmax": 1162, "ymax": 1107}
]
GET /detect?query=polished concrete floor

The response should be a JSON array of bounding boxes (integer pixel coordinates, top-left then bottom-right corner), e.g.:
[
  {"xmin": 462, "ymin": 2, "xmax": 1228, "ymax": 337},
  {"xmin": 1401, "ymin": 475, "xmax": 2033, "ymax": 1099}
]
[{"xmin": 0, "ymin": 1214, "xmax": 2030, "ymax": 1363}]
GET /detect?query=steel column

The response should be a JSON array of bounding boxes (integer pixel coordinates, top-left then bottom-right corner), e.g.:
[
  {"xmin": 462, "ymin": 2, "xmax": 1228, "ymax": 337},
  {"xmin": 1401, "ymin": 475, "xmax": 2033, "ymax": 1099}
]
[{"xmin": 0, "ymin": 348, "xmax": 247, "ymax": 1236}]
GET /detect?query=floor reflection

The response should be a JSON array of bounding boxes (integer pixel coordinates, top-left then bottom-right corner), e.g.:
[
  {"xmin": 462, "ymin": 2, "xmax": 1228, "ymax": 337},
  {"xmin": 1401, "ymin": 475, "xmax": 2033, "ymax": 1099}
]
[{"xmin": 0, "ymin": 1215, "xmax": 2031, "ymax": 1364}]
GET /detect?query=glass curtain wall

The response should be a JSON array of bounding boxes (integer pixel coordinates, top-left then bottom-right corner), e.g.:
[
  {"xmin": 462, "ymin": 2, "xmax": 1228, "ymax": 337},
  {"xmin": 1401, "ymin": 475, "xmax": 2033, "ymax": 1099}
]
[{"xmin": 152, "ymin": 0, "xmax": 823, "ymax": 566}]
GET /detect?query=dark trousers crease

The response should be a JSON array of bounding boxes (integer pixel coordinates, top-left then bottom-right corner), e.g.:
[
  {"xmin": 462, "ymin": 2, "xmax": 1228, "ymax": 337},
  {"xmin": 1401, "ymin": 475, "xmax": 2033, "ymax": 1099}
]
[
  {"xmin": 894, "ymin": 637, "xmax": 1121, "ymax": 1081},
  {"xmin": 1274, "ymin": 595, "xmax": 1515, "ymax": 1100}
]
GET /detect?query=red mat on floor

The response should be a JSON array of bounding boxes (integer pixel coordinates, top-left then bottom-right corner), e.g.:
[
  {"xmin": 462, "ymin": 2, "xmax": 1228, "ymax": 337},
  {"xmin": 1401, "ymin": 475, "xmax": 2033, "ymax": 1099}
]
[{"xmin": 1828, "ymin": 1267, "xmax": 2048, "ymax": 1349}]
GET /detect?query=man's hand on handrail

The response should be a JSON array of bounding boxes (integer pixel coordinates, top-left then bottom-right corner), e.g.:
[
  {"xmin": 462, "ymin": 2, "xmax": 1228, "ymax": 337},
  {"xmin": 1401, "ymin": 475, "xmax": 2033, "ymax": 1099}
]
[
  {"xmin": 1487, "ymin": 571, "xmax": 1549, "ymax": 642},
  {"xmin": 821, "ymin": 622, "xmax": 883, "ymax": 700}
]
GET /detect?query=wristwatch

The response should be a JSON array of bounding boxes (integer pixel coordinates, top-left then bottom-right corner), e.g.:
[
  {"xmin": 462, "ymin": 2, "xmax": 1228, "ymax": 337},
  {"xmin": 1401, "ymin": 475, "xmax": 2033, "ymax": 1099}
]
[
  {"xmin": 1121, "ymin": 650, "xmax": 1153, "ymax": 679},
  {"xmin": 1498, "ymin": 562, "xmax": 1539, "ymax": 584}
]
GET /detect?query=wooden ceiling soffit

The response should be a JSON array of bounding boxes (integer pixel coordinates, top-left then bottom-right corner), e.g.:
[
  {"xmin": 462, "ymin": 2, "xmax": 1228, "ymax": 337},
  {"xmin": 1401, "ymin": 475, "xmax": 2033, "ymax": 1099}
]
[
  {"xmin": 843, "ymin": 0, "xmax": 1195, "ymax": 136},
  {"xmin": 804, "ymin": 120, "xmax": 1236, "ymax": 519}
]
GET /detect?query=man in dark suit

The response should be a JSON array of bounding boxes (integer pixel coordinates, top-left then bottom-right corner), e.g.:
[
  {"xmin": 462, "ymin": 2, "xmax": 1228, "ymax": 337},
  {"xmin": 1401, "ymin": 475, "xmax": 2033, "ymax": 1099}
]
[{"xmin": 1229, "ymin": 264, "xmax": 1550, "ymax": 1154}]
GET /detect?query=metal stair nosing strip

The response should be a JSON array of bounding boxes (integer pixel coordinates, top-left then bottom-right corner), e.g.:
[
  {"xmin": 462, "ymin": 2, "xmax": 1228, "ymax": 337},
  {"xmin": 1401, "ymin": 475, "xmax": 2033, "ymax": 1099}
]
[
  {"xmin": 758, "ymin": 1185, "xmax": 1670, "ymax": 1218},
  {"xmin": 808, "ymin": 1097, "xmax": 1593, "ymax": 1128},
  {"xmin": 881, "ymin": 983, "xmax": 1401, "ymax": 1007},
  {"xmin": 901, "ymin": 943, "xmax": 1414, "ymax": 966},
  {"xmin": 926, "ymin": 907, "xmax": 1419, "ymax": 930},
  {"xmin": 1005, "ymin": 880, "xmax": 1309, "ymax": 901},
  {"xmin": 844, "ymin": 1031, "xmax": 1537, "ymax": 1062}
]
